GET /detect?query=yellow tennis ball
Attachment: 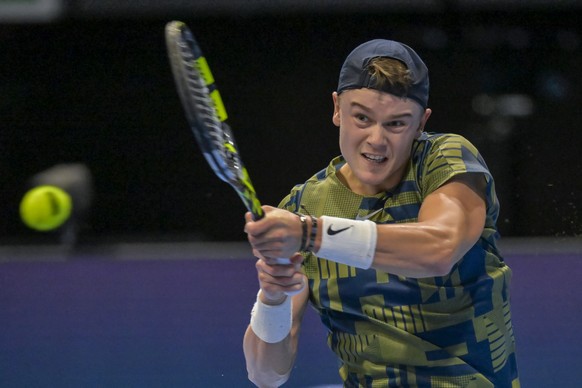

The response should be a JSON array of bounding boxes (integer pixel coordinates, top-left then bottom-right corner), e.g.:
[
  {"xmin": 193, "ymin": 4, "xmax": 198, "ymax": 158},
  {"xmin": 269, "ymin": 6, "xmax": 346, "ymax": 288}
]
[{"xmin": 20, "ymin": 185, "xmax": 72, "ymax": 231}]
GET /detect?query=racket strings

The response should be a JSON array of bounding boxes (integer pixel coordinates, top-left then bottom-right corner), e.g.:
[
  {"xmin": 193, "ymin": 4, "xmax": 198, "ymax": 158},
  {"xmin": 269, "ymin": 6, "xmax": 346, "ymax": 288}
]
[
  {"xmin": 177, "ymin": 42, "xmax": 242, "ymax": 183},
  {"xmin": 167, "ymin": 21, "xmax": 263, "ymax": 218}
]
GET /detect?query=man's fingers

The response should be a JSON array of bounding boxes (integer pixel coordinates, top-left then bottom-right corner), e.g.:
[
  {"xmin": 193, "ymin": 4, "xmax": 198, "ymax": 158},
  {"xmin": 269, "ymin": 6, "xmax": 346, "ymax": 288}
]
[{"xmin": 258, "ymin": 271, "xmax": 304, "ymax": 294}]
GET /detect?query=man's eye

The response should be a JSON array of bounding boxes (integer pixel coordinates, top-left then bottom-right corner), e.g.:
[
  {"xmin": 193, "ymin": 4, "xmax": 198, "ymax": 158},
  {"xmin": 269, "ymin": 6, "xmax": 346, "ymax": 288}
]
[
  {"xmin": 384, "ymin": 121, "xmax": 409, "ymax": 133},
  {"xmin": 388, "ymin": 121, "xmax": 412, "ymax": 130},
  {"xmin": 355, "ymin": 114, "xmax": 369, "ymax": 122}
]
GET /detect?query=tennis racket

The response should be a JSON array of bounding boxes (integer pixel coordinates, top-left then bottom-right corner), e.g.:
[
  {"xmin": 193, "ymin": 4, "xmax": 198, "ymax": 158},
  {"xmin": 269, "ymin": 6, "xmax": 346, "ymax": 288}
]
[{"xmin": 165, "ymin": 20, "xmax": 264, "ymax": 221}]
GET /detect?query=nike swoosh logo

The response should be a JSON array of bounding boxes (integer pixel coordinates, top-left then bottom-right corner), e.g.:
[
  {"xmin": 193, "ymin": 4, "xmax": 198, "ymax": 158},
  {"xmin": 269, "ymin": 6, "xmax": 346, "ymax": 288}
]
[
  {"xmin": 327, "ymin": 225, "xmax": 353, "ymax": 236},
  {"xmin": 355, "ymin": 208, "xmax": 383, "ymax": 221}
]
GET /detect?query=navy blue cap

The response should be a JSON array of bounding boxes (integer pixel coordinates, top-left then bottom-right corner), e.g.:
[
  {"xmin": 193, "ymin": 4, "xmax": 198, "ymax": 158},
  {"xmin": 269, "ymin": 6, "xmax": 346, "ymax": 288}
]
[{"xmin": 337, "ymin": 39, "xmax": 429, "ymax": 108}]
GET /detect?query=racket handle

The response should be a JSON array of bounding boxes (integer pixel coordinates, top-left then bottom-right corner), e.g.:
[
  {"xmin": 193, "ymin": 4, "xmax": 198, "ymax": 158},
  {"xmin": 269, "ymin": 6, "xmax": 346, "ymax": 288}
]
[{"xmin": 251, "ymin": 207, "xmax": 264, "ymax": 221}]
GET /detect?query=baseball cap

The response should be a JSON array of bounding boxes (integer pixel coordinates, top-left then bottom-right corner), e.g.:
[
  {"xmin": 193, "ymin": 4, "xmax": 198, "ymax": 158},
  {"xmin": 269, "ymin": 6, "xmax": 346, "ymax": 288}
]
[{"xmin": 337, "ymin": 39, "xmax": 429, "ymax": 108}]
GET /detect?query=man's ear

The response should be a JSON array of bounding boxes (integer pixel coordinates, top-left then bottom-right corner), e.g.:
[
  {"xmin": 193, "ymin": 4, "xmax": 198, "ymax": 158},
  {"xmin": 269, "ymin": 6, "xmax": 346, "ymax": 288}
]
[
  {"xmin": 332, "ymin": 92, "xmax": 341, "ymax": 127},
  {"xmin": 416, "ymin": 107, "xmax": 432, "ymax": 137}
]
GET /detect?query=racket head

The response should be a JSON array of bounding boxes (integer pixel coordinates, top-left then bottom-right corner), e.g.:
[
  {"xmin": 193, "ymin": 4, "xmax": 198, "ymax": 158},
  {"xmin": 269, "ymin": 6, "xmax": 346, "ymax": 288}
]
[{"xmin": 165, "ymin": 21, "xmax": 263, "ymax": 219}]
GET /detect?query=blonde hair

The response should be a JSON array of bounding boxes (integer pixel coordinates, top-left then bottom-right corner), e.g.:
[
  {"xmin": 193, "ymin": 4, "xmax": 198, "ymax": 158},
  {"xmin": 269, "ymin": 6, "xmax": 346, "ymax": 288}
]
[{"xmin": 367, "ymin": 57, "xmax": 413, "ymax": 98}]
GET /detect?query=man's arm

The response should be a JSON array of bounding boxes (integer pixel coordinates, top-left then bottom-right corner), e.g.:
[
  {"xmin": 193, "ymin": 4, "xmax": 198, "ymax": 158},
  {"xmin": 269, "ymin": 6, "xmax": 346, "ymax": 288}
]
[
  {"xmin": 246, "ymin": 172, "xmax": 488, "ymax": 279},
  {"xmin": 368, "ymin": 172, "xmax": 488, "ymax": 277},
  {"xmin": 243, "ymin": 284, "xmax": 309, "ymax": 387}
]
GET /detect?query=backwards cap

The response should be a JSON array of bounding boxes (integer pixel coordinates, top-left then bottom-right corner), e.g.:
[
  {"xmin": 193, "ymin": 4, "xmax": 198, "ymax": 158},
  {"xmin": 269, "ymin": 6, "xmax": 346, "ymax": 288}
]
[{"xmin": 337, "ymin": 39, "xmax": 429, "ymax": 108}]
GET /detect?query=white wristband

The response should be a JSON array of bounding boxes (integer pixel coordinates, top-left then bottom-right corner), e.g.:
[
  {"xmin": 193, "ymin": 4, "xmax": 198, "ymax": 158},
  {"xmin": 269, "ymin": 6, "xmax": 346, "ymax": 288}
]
[
  {"xmin": 317, "ymin": 216, "xmax": 377, "ymax": 269},
  {"xmin": 250, "ymin": 291, "xmax": 292, "ymax": 343}
]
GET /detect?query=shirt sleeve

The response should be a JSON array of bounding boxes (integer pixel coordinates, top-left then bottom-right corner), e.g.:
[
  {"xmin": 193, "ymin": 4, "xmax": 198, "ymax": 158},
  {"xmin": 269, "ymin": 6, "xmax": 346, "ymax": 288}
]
[
  {"xmin": 277, "ymin": 184, "xmax": 303, "ymax": 211},
  {"xmin": 419, "ymin": 134, "xmax": 493, "ymax": 199}
]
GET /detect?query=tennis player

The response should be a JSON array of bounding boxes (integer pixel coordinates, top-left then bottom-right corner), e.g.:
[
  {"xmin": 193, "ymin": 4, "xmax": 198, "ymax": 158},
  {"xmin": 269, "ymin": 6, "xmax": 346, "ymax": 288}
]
[{"xmin": 244, "ymin": 39, "xmax": 519, "ymax": 387}]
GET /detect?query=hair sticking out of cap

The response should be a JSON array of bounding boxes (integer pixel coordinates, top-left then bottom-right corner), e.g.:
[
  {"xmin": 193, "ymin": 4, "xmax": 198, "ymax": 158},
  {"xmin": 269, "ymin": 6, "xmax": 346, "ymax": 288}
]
[{"xmin": 337, "ymin": 39, "xmax": 430, "ymax": 108}]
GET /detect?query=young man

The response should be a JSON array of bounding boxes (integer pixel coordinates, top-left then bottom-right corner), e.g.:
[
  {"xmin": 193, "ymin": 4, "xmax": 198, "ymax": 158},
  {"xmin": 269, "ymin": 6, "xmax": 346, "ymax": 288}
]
[{"xmin": 244, "ymin": 39, "xmax": 519, "ymax": 387}]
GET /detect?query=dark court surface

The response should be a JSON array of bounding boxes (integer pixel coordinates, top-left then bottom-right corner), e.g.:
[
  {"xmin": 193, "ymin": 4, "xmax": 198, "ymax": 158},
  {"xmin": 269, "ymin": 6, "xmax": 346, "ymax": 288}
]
[{"xmin": 1, "ymin": 237, "xmax": 581, "ymax": 387}]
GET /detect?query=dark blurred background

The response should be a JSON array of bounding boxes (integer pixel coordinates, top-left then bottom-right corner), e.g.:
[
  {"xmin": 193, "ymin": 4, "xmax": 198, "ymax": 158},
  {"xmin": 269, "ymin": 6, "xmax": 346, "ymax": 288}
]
[{"xmin": 1, "ymin": 0, "xmax": 581, "ymax": 244}]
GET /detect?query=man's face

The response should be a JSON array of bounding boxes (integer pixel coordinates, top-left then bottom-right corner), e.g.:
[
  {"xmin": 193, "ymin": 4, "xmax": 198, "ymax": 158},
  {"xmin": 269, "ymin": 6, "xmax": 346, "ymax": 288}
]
[{"xmin": 332, "ymin": 88, "xmax": 431, "ymax": 195}]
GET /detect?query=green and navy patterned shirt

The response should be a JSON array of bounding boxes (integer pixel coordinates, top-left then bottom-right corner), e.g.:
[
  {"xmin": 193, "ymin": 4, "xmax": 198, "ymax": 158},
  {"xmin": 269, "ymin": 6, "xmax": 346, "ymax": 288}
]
[{"xmin": 279, "ymin": 133, "xmax": 519, "ymax": 387}]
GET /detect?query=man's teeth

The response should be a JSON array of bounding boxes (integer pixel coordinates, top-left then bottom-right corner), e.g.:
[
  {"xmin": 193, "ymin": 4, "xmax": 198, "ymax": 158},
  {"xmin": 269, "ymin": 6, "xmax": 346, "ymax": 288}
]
[{"xmin": 363, "ymin": 154, "xmax": 386, "ymax": 162}]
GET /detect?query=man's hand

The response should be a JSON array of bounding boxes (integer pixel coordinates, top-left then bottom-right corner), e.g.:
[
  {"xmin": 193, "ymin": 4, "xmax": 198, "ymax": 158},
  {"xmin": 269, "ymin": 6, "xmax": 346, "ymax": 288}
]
[
  {"xmin": 245, "ymin": 206, "xmax": 303, "ymax": 259},
  {"xmin": 253, "ymin": 250, "xmax": 306, "ymax": 301}
]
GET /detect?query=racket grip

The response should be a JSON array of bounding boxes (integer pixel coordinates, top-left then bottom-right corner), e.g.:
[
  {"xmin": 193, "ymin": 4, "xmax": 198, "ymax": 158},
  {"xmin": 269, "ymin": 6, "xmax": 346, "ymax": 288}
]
[{"xmin": 252, "ymin": 207, "xmax": 264, "ymax": 221}]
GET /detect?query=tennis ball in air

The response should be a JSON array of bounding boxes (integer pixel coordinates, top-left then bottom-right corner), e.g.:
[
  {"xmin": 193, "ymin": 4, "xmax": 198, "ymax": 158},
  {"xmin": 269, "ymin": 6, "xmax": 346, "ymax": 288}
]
[{"xmin": 20, "ymin": 185, "xmax": 72, "ymax": 231}]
